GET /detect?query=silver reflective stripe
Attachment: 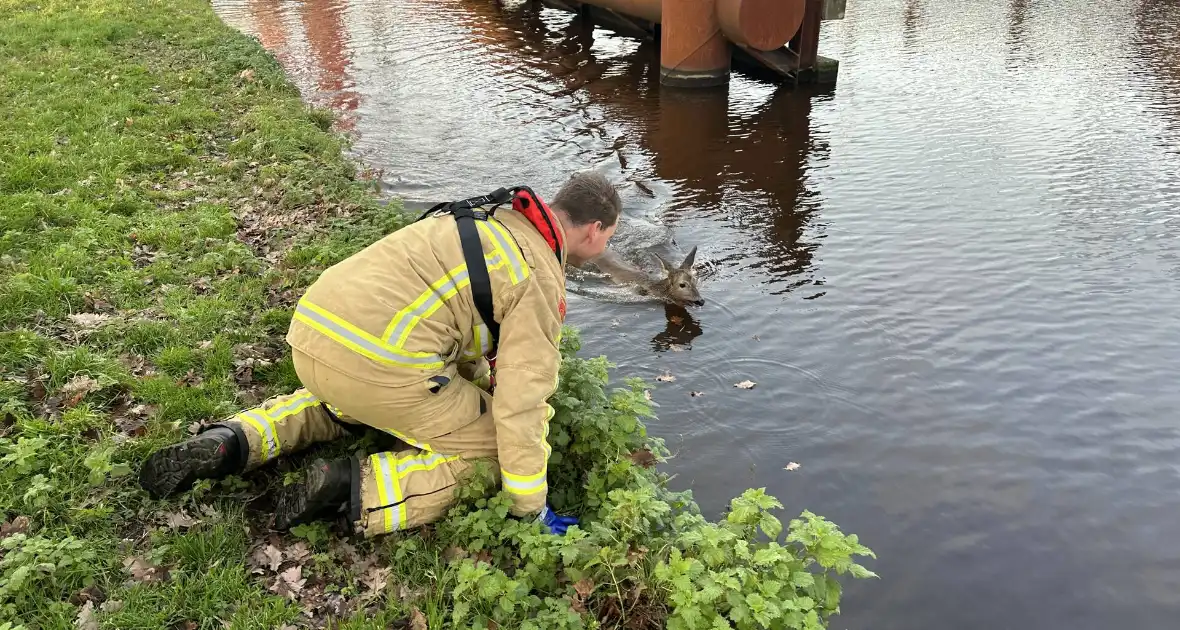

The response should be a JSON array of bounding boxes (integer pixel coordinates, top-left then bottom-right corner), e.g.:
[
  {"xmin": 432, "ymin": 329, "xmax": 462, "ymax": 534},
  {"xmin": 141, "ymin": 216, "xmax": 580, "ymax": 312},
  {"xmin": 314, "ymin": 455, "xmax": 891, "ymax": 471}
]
[
  {"xmin": 396, "ymin": 452, "xmax": 453, "ymax": 475},
  {"xmin": 295, "ymin": 303, "xmax": 442, "ymax": 366},
  {"xmin": 243, "ymin": 409, "xmax": 276, "ymax": 459},
  {"xmin": 377, "ymin": 452, "xmax": 402, "ymax": 532},
  {"xmin": 479, "ymin": 221, "xmax": 527, "ymax": 283},
  {"xmin": 386, "ymin": 268, "xmax": 471, "ymax": 345},
  {"xmin": 269, "ymin": 393, "xmax": 318, "ymax": 418},
  {"xmin": 502, "ymin": 473, "xmax": 547, "ymax": 493}
]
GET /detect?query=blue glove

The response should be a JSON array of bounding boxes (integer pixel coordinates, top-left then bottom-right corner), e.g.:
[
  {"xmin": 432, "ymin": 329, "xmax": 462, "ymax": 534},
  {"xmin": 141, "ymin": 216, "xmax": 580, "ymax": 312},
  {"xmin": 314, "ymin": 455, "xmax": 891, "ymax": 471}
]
[{"xmin": 537, "ymin": 504, "xmax": 579, "ymax": 535}]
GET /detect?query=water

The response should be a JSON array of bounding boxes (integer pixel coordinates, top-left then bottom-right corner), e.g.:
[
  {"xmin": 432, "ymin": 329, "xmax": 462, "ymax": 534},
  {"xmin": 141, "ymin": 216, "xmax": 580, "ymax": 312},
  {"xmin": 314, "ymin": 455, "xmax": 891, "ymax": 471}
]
[{"xmin": 210, "ymin": 0, "xmax": 1180, "ymax": 627}]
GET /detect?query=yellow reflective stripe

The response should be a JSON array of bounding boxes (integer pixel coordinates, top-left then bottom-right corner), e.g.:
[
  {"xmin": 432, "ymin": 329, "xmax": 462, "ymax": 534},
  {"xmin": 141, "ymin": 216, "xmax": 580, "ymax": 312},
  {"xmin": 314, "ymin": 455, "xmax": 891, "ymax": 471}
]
[
  {"xmin": 396, "ymin": 451, "xmax": 460, "ymax": 477},
  {"xmin": 267, "ymin": 392, "xmax": 319, "ymax": 424},
  {"xmin": 463, "ymin": 323, "xmax": 489, "ymax": 360},
  {"xmin": 294, "ymin": 299, "xmax": 444, "ymax": 370},
  {"xmin": 542, "ymin": 408, "xmax": 553, "ymax": 459},
  {"xmin": 502, "ymin": 468, "xmax": 547, "ymax": 495},
  {"xmin": 371, "ymin": 452, "xmax": 404, "ymax": 534},
  {"xmin": 478, "ymin": 220, "xmax": 529, "ymax": 285},
  {"xmin": 238, "ymin": 410, "xmax": 276, "ymax": 461},
  {"xmin": 380, "ymin": 249, "xmax": 509, "ymax": 348},
  {"xmin": 382, "ymin": 262, "xmax": 467, "ymax": 344},
  {"xmin": 377, "ymin": 426, "xmax": 433, "ymax": 452}
]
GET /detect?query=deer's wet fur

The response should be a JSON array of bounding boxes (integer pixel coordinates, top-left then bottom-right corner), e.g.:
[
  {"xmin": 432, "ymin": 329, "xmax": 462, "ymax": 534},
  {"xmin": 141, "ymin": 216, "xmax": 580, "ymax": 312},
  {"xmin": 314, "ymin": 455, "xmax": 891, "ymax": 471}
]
[{"xmin": 586, "ymin": 245, "xmax": 704, "ymax": 306}]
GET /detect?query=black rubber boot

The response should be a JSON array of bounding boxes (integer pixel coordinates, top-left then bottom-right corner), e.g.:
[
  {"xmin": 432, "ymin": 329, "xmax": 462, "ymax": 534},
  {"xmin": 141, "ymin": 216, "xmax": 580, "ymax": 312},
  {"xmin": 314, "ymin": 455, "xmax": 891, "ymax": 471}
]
[
  {"xmin": 138, "ymin": 426, "xmax": 244, "ymax": 499},
  {"xmin": 273, "ymin": 457, "xmax": 355, "ymax": 531}
]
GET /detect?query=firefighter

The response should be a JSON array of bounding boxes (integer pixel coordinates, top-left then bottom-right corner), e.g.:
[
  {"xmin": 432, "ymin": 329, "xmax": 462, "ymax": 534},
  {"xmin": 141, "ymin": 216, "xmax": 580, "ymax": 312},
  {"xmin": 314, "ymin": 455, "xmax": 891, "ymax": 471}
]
[{"xmin": 137, "ymin": 171, "xmax": 621, "ymax": 537}]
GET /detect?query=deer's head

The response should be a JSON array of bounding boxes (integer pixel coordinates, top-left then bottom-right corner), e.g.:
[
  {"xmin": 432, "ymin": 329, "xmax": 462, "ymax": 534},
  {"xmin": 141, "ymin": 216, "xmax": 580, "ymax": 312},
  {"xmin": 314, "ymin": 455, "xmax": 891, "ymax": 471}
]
[{"xmin": 655, "ymin": 246, "xmax": 703, "ymax": 306}]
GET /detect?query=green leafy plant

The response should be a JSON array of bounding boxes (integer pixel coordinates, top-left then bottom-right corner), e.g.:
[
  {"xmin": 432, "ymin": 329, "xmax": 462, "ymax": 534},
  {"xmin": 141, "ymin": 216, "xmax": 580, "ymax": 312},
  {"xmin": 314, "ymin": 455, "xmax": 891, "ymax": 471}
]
[
  {"xmin": 0, "ymin": 534, "xmax": 99, "ymax": 618},
  {"xmin": 419, "ymin": 327, "xmax": 877, "ymax": 629},
  {"xmin": 1, "ymin": 437, "xmax": 49, "ymax": 475}
]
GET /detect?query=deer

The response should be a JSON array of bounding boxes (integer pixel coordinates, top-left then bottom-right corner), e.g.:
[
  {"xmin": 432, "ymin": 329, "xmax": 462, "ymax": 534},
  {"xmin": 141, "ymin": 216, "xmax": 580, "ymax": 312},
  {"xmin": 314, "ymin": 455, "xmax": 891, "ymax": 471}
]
[{"xmin": 586, "ymin": 245, "xmax": 704, "ymax": 306}]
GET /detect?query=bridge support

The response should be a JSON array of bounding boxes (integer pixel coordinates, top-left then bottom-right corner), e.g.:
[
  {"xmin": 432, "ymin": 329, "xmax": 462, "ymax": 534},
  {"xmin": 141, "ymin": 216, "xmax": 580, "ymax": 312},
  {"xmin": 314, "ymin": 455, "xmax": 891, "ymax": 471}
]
[{"xmin": 530, "ymin": 0, "xmax": 845, "ymax": 87}]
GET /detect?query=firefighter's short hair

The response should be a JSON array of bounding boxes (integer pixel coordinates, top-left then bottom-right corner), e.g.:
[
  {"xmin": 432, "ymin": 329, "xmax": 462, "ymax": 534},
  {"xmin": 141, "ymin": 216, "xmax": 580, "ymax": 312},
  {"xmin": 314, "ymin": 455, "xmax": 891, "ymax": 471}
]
[{"xmin": 552, "ymin": 171, "xmax": 621, "ymax": 227}]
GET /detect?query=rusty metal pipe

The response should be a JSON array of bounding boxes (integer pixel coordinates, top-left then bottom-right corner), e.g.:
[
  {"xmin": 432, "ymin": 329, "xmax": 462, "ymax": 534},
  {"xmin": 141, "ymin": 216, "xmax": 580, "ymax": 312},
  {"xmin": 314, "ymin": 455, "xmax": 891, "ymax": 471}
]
[
  {"xmin": 544, "ymin": 0, "xmax": 822, "ymax": 86},
  {"xmin": 660, "ymin": 0, "xmax": 729, "ymax": 86},
  {"xmin": 716, "ymin": 0, "xmax": 805, "ymax": 51}
]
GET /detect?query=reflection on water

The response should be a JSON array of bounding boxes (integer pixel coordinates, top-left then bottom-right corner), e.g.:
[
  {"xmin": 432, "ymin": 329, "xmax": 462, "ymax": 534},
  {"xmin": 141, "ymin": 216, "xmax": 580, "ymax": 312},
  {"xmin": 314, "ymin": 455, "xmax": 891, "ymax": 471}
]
[
  {"xmin": 211, "ymin": 0, "xmax": 1180, "ymax": 628},
  {"xmin": 650, "ymin": 303, "xmax": 704, "ymax": 352},
  {"xmin": 238, "ymin": 0, "xmax": 361, "ymax": 129}
]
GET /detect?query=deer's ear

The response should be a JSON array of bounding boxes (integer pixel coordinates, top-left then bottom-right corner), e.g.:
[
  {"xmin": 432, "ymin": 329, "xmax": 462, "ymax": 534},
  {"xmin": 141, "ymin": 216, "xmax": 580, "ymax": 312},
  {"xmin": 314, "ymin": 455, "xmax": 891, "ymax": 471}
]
[
  {"xmin": 680, "ymin": 246, "xmax": 698, "ymax": 270},
  {"xmin": 655, "ymin": 254, "xmax": 674, "ymax": 275}
]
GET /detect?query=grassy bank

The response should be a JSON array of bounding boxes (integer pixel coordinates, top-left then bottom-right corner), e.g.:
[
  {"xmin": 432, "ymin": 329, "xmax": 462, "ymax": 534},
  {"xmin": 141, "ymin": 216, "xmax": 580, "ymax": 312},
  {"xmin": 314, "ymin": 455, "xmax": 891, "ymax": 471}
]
[{"xmin": 0, "ymin": 0, "xmax": 877, "ymax": 628}]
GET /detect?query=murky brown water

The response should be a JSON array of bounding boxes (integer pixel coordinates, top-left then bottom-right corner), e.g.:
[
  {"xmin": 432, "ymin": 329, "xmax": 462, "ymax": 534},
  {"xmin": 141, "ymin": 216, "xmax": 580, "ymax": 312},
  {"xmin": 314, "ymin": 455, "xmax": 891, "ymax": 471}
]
[{"xmin": 211, "ymin": 0, "xmax": 1180, "ymax": 627}]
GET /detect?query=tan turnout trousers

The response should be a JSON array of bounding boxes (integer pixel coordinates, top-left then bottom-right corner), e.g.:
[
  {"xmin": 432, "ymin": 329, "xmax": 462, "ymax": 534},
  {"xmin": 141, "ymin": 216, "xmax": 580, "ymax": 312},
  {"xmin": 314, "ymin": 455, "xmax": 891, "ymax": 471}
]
[{"xmin": 216, "ymin": 349, "xmax": 497, "ymax": 538}]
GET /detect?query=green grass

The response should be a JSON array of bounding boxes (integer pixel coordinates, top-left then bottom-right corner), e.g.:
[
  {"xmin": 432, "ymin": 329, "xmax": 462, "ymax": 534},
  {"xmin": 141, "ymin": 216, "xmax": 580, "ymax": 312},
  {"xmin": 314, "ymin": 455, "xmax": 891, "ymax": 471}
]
[
  {"xmin": 0, "ymin": 0, "xmax": 406, "ymax": 626},
  {"xmin": 0, "ymin": 1, "xmax": 878, "ymax": 628}
]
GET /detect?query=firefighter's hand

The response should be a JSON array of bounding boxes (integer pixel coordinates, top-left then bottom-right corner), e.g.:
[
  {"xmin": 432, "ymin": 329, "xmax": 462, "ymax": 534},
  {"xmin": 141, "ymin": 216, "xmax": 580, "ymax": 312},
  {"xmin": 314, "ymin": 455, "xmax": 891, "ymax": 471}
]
[{"xmin": 537, "ymin": 504, "xmax": 578, "ymax": 536}]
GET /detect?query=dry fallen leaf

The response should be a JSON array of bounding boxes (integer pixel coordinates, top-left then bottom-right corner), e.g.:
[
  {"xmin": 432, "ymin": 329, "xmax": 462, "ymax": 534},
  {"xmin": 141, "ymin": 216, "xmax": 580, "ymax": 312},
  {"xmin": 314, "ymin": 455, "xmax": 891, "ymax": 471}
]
[
  {"xmin": 656, "ymin": 371, "xmax": 676, "ymax": 383},
  {"xmin": 410, "ymin": 607, "xmax": 428, "ymax": 630},
  {"xmin": 669, "ymin": 315, "xmax": 684, "ymax": 326},
  {"xmin": 570, "ymin": 577, "xmax": 593, "ymax": 613},
  {"xmin": 71, "ymin": 585, "xmax": 105, "ymax": 607},
  {"xmin": 1, "ymin": 515, "xmax": 31, "ymax": 538},
  {"xmin": 287, "ymin": 541, "xmax": 311, "ymax": 562},
  {"xmin": 360, "ymin": 565, "xmax": 391, "ymax": 594},
  {"xmin": 75, "ymin": 600, "xmax": 98, "ymax": 630},
  {"xmin": 239, "ymin": 69, "xmax": 256, "ymax": 81},
  {"xmin": 123, "ymin": 556, "xmax": 168, "ymax": 584},
  {"xmin": 252, "ymin": 544, "xmax": 283, "ymax": 573},
  {"xmin": 165, "ymin": 510, "xmax": 200, "ymax": 530},
  {"xmin": 100, "ymin": 600, "xmax": 125, "ymax": 614},
  {"xmin": 784, "ymin": 462, "xmax": 801, "ymax": 471},
  {"xmin": 68, "ymin": 313, "xmax": 112, "ymax": 331},
  {"xmin": 270, "ymin": 565, "xmax": 306, "ymax": 599},
  {"xmin": 28, "ymin": 376, "xmax": 47, "ymax": 402},
  {"xmin": 60, "ymin": 375, "xmax": 101, "ymax": 402},
  {"xmin": 627, "ymin": 545, "xmax": 649, "ymax": 564},
  {"xmin": 178, "ymin": 369, "xmax": 202, "ymax": 387},
  {"xmin": 630, "ymin": 449, "xmax": 657, "ymax": 469},
  {"xmin": 734, "ymin": 380, "xmax": 757, "ymax": 390}
]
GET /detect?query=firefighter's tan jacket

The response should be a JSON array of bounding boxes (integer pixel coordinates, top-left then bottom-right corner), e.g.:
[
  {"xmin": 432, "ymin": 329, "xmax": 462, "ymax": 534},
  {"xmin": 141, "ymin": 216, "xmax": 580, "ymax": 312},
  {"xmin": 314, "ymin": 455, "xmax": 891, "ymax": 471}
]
[{"xmin": 284, "ymin": 206, "xmax": 567, "ymax": 517}]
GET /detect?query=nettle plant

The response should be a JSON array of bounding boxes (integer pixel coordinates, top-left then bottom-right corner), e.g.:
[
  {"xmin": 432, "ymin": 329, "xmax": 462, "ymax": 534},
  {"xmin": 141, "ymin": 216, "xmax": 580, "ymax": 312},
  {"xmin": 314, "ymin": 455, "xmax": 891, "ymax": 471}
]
[{"xmin": 417, "ymin": 327, "xmax": 877, "ymax": 629}]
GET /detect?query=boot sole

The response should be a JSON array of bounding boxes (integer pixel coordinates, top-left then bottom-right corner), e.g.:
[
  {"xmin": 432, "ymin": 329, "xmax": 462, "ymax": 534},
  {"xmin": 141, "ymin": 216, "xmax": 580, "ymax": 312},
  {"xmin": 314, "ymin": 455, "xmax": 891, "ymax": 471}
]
[
  {"xmin": 274, "ymin": 460, "xmax": 340, "ymax": 530},
  {"xmin": 138, "ymin": 435, "xmax": 231, "ymax": 499}
]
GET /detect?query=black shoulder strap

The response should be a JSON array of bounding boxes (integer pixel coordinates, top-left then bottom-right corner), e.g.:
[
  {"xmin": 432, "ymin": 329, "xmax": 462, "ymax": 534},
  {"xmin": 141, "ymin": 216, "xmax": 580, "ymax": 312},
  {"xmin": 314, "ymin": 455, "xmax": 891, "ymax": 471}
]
[
  {"xmin": 452, "ymin": 206, "xmax": 500, "ymax": 354},
  {"xmin": 415, "ymin": 187, "xmax": 516, "ymax": 356}
]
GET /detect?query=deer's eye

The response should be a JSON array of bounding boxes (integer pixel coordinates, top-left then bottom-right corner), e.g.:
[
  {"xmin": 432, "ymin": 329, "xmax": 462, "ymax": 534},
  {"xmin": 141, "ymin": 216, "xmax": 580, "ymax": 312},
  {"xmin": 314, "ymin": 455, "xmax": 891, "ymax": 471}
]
[{"xmin": 679, "ymin": 283, "xmax": 687, "ymax": 288}]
